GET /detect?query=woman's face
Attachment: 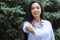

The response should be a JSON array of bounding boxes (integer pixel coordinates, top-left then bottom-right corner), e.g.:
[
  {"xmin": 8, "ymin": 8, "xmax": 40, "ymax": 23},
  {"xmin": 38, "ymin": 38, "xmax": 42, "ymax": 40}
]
[{"xmin": 31, "ymin": 3, "xmax": 41, "ymax": 18}]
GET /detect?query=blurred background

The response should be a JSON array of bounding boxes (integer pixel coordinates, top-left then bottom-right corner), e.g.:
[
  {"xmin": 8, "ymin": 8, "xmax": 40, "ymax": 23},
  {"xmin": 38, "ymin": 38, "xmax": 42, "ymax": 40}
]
[{"xmin": 0, "ymin": 0, "xmax": 60, "ymax": 40}]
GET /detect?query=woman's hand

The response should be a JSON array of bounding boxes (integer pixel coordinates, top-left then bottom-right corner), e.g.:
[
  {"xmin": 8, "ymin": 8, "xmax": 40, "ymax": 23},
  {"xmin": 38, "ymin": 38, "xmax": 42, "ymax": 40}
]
[{"xmin": 26, "ymin": 25, "xmax": 35, "ymax": 35}]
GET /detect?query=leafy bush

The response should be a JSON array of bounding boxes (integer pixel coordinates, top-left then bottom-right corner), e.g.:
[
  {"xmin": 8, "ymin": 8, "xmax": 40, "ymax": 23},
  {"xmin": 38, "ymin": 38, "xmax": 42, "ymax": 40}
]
[
  {"xmin": 0, "ymin": 6, "xmax": 25, "ymax": 40},
  {"xmin": 55, "ymin": 28, "xmax": 60, "ymax": 40}
]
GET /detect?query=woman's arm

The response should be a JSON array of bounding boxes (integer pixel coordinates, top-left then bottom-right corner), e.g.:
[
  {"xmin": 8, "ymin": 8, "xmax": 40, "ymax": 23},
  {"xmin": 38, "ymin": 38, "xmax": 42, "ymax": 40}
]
[
  {"xmin": 23, "ymin": 21, "xmax": 35, "ymax": 35},
  {"xmin": 45, "ymin": 20, "xmax": 55, "ymax": 40},
  {"xmin": 50, "ymin": 26, "xmax": 55, "ymax": 40},
  {"xmin": 49, "ymin": 21, "xmax": 55, "ymax": 40}
]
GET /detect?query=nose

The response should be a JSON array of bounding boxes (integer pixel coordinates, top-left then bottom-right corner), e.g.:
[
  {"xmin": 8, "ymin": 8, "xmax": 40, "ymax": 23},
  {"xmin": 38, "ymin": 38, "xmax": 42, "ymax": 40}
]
[{"xmin": 34, "ymin": 8, "xmax": 37, "ymax": 11}]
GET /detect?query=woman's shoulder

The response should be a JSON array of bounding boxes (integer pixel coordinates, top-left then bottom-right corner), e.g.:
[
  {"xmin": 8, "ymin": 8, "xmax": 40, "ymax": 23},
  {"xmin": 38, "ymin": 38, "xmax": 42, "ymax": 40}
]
[{"xmin": 41, "ymin": 19, "xmax": 51, "ymax": 24}]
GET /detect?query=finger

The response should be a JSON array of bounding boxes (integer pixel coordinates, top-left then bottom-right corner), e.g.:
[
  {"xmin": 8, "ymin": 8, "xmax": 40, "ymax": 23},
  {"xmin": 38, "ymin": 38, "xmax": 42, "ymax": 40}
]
[
  {"xmin": 29, "ymin": 28, "xmax": 35, "ymax": 35},
  {"xmin": 31, "ymin": 30, "xmax": 35, "ymax": 35},
  {"xmin": 26, "ymin": 25, "xmax": 35, "ymax": 35},
  {"xmin": 32, "ymin": 21, "xmax": 34, "ymax": 27}
]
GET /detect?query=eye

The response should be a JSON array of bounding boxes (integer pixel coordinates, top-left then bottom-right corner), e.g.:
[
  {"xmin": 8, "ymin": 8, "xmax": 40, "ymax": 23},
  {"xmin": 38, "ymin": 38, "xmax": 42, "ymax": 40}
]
[
  {"xmin": 36, "ymin": 6, "xmax": 40, "ymax": 9},
  {"xmin": 31, "ymin": 7, "xmax": 35, "ymax": 10}
]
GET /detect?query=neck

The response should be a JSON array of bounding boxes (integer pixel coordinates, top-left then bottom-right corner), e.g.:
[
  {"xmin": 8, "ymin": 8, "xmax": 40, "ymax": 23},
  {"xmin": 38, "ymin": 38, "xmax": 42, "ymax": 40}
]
[
  {"xmin": 34, "ymin": 17, "xmax": 41, "ymax": 26},
  {"xmin": 34, "ymin": 17, "xmax": 40, "ymax": 23}
]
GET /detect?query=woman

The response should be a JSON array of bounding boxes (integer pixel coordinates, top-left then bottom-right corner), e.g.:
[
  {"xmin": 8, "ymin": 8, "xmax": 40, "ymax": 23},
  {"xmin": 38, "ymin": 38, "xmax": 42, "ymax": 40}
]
[{"xmin": 22, "ymin": 1, "xmax": 55, "ymax": 40}]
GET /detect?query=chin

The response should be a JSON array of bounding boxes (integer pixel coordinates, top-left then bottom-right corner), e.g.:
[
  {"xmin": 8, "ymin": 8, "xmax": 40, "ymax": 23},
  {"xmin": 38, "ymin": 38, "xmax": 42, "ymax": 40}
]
[{"xmin": 34, "ymin": 15, "xmax": 39, "ymax": 18}]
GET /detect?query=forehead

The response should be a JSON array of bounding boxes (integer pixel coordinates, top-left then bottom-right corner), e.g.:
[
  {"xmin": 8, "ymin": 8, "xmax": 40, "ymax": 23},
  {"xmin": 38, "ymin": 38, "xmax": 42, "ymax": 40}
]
[{"xmin": 31, "ymin": 3, "xmax": 40, "ymax": 7}]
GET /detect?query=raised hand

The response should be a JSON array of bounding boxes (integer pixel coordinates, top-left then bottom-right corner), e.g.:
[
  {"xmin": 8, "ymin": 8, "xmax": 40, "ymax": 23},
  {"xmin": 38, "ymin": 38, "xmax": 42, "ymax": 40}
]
[{"xmin": 26, "ymin": 22, "xmax": 35, "ymax": 35}]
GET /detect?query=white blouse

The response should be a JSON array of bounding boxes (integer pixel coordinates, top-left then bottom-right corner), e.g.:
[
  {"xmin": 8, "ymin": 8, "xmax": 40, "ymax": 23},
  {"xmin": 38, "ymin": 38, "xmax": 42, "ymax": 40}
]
[{"xmin": 23, "ymin": 19, "xmax": 55, "ymax": 40}]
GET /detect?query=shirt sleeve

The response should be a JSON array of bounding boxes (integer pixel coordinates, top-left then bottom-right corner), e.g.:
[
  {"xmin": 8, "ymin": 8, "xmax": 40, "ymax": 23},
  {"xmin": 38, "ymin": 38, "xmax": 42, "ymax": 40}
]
[
  {"xmin": 48, "ymin": 21, "xmax": 55, "ymax": 40},
  {"xmin": 50, "ymin": 23, "xmax": 55, "ymax": 40},
  {"xmin": 23, "ymin": 21, "xmax": 30, "ymax": 33}
]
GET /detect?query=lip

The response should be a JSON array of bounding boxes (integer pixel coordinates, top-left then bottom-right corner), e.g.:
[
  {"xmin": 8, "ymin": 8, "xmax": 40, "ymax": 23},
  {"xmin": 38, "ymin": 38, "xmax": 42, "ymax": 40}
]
[{"xmin": 34, "ymin": 13, "xmax": 38, "ymax": 15}]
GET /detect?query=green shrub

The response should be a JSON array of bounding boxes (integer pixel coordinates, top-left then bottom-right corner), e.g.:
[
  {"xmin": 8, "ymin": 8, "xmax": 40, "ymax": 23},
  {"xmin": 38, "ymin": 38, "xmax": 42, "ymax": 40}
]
[
  {"xmin": 55, "ymin": 28, "xmax": 60, "ymax": 40},
  {"xmin": 0, "ymin": 6, "xmax": 25, "ymax": 40}
]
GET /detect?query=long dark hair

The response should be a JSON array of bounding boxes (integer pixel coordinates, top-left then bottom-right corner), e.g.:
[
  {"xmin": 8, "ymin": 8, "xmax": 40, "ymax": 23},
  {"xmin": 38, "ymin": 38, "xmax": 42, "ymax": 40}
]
[
  {"xmin": 23, "ymin": 1, "xmax": 45, "ymax": 23},
  {"xmin": 21, "ymin": 1, "xmax": 45, "ymax": 40}
]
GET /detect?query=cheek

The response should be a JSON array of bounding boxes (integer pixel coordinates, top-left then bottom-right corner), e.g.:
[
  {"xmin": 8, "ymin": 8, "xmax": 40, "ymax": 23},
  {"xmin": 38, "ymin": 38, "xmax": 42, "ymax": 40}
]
[
  {"xmin": 31, "ymin": 10, "xmax": 34, "ymax": 15},
  {"xmin": 39, "ymin": 9, "xmax": 41, "ymax": 13},
  {"xmin": 38, "ymin": 9, "xmax": 41, "ymax": 15}
]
